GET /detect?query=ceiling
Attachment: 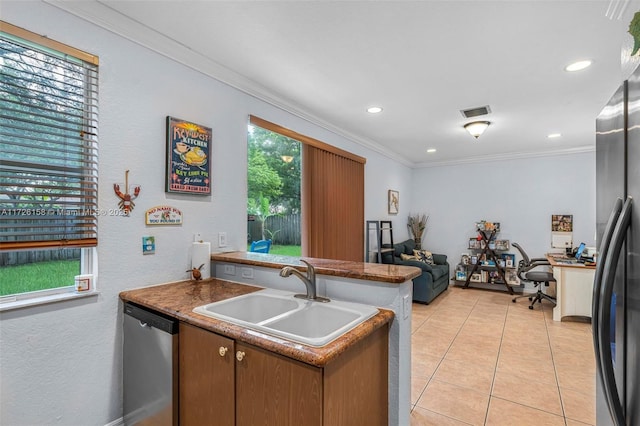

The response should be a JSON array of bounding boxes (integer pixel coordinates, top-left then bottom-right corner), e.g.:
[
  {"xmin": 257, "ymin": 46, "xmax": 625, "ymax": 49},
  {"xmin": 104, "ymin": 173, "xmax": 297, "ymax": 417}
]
[{"xmin": 50, "ymin": 0, "xmax": 640, "ymax": 166}]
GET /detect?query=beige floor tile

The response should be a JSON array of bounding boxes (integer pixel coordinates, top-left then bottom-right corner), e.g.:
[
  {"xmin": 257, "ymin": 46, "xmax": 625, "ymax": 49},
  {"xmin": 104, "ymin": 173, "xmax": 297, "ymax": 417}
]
[
  {"xmin": 409, "ymin": 286, "xmax": 595, "ymax": 425},
  {"xmin": 565, "ymin": 419, "xmax": 593, "ymax": 426},
  {"xmin": 412, "ymin": 375, "xmax": 430, "ymax": 405},
  {"xmin": 412, "ymin": 351, "xmax": 442, "ymax": 379},
  {"xmin": 560, "ymin": 387, "xmax": 596, "ymax": 425},
  {"xmin": 445, "ymin": 339, "xmax": 499, "ymax": 368},
  {"xmin": 417, "ymin": 379, "xmax": 490, "ymax": 425},
  {"xmin": 492, "ymin": 370, "xmax": 563, "ymax": 415},
  {"xmin": 410, "ymin": 406, "xmax": 473, "ymax": 425},
  {"xmin": 555, "ymin": 366, "xmax": 596, "ymax": 396},
  {"xmin": 433, "ymin": 357, "xmax": 495, "ymax": 394},
  {"xmin": 485, "ymin": 397, "xmax": 565, "ymax": 426},
  {"xmin": 495, "ymin": 355, "xmax": 557, "ymax": 386}
]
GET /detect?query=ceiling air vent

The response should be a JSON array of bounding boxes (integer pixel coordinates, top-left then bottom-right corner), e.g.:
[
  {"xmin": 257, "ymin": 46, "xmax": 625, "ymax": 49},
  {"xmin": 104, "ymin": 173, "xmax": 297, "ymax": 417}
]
[{"xmin": 460, "ymin": 105, "xmax": 491, "ymax": 118}]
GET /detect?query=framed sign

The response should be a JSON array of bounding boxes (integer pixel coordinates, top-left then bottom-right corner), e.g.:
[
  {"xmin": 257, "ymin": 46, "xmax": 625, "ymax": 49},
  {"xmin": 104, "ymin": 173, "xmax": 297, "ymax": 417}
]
[
  {"xmin": 388, "ymin": 190, "xmax": 399, "ymax": 215},
  {"xmin": 166, "ymin": 116, "xmax": 212, "ymax": 194}
]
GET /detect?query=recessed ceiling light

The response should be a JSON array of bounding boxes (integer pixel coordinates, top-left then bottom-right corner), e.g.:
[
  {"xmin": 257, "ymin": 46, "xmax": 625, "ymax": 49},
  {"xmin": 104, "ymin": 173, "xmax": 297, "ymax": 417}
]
[
  {"xmin": 367, "ymin": 106, "xmax": 383, "ymax": 114},
  {"xmin": 565, "ymin": 60, "xmax": 592, "ymax": 72},
  {"xmin": 548, "ymin": 133, "xmax": 562, "ymax": 139},
  {"xmin": 427, "ymin": 148, "xmax": 436, "ymax": 153}
]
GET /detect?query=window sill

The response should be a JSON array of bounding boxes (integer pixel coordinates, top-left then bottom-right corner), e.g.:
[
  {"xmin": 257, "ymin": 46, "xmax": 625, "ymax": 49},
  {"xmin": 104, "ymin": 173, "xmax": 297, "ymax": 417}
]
[{"xmin": 0, "ymin": 290, "xmax": 99, "ymax": 312}]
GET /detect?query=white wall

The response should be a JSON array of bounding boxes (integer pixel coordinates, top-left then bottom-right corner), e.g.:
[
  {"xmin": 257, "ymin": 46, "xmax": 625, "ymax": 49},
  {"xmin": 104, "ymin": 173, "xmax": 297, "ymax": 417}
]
[
  {"xmin": 0, "ymin": 3, "xmax": 414, "ymax": 425},
  {"xmin": 410, "ymin": 152, "xmax": 596, "ymax": 282}
]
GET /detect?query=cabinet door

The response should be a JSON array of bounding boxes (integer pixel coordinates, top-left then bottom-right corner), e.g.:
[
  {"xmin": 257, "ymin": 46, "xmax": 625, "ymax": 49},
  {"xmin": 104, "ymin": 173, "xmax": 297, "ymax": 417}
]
[
  {"xmin": 179, "ymin": 323, "xmax": 235, "ymax": 426},
  {"xmin": 235, "ymin": 342, "xmax": 322, "ymax": 426}
]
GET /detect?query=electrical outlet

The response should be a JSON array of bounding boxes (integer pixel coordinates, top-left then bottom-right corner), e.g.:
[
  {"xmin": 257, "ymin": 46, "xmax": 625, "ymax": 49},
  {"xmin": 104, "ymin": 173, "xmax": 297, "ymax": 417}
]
[
  {"xmin": 241, "ymin": 267, "xmax": 254, "ymax": 279},
  {"xmin": 223, "ymin": 265, "xmax": 236, "ymax": 275},
  {"xmin": 218, "ymin": 232, "xmax": 227, "ymax": 247}
]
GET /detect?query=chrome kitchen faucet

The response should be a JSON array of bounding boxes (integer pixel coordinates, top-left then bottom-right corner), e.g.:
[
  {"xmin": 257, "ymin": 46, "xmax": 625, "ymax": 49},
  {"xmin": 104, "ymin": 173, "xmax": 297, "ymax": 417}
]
[{"xmin": 279, "ymin": 260, "xmax": 330, "ymax": 302}]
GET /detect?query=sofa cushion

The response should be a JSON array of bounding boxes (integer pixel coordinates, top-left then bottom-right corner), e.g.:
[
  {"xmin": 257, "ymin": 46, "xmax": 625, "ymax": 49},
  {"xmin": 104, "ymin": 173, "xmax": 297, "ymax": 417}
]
[
  {"xmin": 432, "ymin": 253, "xmax": 447, "ymax": 265},
  {"xmin": 413, "ymin": 249, "xmax": 434, "ymax": 265},
  {"xmin": 400, "ymin": 253, "xmax": 416, "ymax": 261},
  {"xmin": 404, "ymin": 239, "xmax": 416, "ymax": 255},
  {"xmin": 430, "ymin": 264, "xmax": 449, "ymax": 280}
]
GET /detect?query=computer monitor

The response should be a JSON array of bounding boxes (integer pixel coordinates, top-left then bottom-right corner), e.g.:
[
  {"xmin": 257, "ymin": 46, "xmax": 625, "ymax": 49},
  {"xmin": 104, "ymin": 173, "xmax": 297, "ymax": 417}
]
[{"xmin": 575, "ymin": 242, "xmax": 586, "ymax": 260}]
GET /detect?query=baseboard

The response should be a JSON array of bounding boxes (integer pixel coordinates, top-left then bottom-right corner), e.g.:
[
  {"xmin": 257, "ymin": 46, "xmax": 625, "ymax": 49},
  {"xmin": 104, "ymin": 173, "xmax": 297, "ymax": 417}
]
[{"xmin": 105, "ymin": 417, "xmax": 124, "ymax": 426}]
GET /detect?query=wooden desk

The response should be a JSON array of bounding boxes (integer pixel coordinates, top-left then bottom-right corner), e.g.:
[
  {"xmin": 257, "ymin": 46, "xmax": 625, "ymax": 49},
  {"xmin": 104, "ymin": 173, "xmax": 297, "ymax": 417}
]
[{"xmin": 546, "ymin": 255, "xmax": 596, "ymax": 321}]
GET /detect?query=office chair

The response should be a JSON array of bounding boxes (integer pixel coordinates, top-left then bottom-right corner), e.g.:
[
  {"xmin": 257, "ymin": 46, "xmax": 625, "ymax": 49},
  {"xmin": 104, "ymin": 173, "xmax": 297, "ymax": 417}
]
[
  {"xmin": 249, "ymin": 239, "xmax": 272, "ymax": 253},
  {"xmin": 511, "ymin": 242, "xmax": 556, "ymax": 310}
]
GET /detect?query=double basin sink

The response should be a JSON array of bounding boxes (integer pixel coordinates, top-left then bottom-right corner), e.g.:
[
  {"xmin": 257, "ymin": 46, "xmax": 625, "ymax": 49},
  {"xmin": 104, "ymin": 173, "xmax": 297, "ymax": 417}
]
[{"xmin": 193, "ymin": 288, "xmax": 379, "ymax": 347}]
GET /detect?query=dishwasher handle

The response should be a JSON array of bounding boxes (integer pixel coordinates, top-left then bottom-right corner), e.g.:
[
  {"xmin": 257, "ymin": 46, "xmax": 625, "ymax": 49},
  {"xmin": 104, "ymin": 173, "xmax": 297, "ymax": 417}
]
[{"xmin": 124, "ymin": 302, "xmax": 178, "ymax": 335}]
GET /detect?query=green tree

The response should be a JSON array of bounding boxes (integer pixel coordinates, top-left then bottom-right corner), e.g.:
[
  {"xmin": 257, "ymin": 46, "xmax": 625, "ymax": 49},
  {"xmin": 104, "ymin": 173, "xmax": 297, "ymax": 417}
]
[
  {"xmin": 247, "ymin": 149, "xmax": 282, "ymax": 240},
  {"xmin": 248, "ymin": 125, "xmax": 301, "ymax": 214}
]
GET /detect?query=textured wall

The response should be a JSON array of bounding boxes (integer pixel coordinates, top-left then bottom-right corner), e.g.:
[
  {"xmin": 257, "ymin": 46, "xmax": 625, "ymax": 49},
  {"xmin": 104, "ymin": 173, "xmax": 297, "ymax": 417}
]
[{"xmin": 0, "ymin": 2, "xmax": 413, "ymax": 425}]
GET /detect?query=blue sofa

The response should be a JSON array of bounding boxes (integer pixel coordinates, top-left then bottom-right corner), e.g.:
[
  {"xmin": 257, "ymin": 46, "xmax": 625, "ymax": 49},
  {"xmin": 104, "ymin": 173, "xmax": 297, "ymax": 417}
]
[{"xmin": 381, "ymin": 239, "xmax": 450, "ymax": 304}]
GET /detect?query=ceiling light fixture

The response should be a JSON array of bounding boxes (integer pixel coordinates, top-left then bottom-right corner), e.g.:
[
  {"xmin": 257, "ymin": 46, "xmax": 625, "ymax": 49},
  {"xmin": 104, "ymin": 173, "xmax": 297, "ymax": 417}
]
[
  {"xmin": 367, "ymin": 106, "xmax": 383, "ymax": 114},
  {"xmin": 565, "ymin": 60, "xmax": 592, "ymax": 72},
  {"xmin": 464, "ymin": 121, "xmax": 491, "ymax": 139},
  {"xmin": 427, "ymin": 148, "xmax": 436, "ymax": 153},
  {"xmin": 547, "ymin": 133, "xmax": 562, "ymax": 139}
]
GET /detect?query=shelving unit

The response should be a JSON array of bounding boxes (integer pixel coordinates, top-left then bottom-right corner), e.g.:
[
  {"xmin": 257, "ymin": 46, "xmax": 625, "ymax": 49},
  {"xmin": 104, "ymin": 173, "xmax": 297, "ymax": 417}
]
[
  {"xmin": 453, "ymin": 221, "xmax": 518, "ymax": 295},
  {"xmin": 365, "ymin": 220, "xmax": 394, "ymax": 263}
]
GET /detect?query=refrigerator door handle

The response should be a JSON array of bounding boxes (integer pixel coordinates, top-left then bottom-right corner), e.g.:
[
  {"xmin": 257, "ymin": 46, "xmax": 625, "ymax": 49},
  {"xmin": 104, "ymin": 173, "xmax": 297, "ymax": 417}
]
[
  {"xmin": 598, "ymin": 196, "xmax": 632, "ymax": 426},
  {"xmin": 592, "ymin": 198, "xmax": 623, "ymax": 356}
]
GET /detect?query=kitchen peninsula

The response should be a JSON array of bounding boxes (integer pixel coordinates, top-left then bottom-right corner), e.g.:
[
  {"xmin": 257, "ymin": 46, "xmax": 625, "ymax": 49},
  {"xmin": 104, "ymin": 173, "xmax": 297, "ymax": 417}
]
[{"xmin": 210, "ymin": 251, "xmax": 421, "ymax": 426}]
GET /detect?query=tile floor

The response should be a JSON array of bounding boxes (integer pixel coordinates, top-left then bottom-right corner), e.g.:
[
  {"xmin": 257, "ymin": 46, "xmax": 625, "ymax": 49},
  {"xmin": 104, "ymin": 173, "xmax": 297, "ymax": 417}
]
[{"xmin": 410, "ymin": 285, "xmax": 595, "ymax": 425}]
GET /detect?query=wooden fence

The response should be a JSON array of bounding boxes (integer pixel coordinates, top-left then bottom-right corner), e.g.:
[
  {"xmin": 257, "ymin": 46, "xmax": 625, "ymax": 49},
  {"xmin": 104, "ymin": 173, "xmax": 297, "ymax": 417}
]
[
  {"xmin": 248, "ymin": 214, "xmax": 301, "ymax": 246},
  {"xmin": 1, "ymin": 248, "xmax": 80, "ymax": 267}
]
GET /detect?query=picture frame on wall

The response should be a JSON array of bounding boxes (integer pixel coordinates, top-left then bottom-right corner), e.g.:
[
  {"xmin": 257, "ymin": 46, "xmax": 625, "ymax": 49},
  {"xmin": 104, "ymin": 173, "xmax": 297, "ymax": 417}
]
[
  {"xmin": 166, "ymin": 116, "xmax": 212, "ymax": 195},
  {"xmin": 388, "ymin": 190, "xmax": 399, "ymax": 214}
]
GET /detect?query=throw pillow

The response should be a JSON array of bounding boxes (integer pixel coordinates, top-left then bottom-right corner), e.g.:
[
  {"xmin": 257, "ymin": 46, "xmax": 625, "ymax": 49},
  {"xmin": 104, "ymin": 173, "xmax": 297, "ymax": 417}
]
[
  {"xmin": 400, "ymin": 253, "xmax": 416, "ymax": 261},
  {"xmin": 413, "ymin": 249, "xmax": 434, "ymax": 265}
]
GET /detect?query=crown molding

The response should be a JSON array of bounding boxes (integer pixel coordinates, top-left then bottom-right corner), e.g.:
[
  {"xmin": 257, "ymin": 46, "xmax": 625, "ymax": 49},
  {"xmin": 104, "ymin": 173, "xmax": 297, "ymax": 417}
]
[
  {"xmin": 412, "ymin": 145, "xmax": 595, "ymax": 169},
  {"xmin": 44, "ymin": 0, "xmax": 413, "ymax": 168}
]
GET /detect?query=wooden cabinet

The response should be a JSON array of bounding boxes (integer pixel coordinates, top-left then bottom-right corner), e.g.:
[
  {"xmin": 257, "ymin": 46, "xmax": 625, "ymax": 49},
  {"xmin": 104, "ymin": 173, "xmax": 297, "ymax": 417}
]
[
  {"xmin": 179, "ymin": 323, "xmax": 235, "ymax": 426},
  {"xmin": 179, "ymin": 322, "xmax": 388, "ymax": 426}
]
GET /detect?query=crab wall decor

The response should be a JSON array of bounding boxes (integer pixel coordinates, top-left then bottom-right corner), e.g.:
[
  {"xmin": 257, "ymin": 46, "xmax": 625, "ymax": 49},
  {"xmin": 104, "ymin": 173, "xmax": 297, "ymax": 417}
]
[{"xmin": 114, "ymin": 170, "xmax": 141, "ymax": 215}]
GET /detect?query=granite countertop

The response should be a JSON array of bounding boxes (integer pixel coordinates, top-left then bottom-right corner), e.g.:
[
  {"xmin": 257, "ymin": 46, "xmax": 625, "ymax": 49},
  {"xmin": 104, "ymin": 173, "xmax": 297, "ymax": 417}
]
[
  {"xmin": 211, "ymin": 251, "xmax": 421, "ymax": 283},
  {"xmin": 119, "ymin": 278, "xmax": 394, "ymax": 367}
]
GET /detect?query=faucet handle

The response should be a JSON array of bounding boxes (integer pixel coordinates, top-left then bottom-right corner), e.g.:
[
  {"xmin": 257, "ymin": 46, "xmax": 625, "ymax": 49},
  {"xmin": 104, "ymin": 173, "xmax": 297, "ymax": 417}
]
[{"xmin": 299, "ymin": 259, "xmax": 315, "ymax": 280}]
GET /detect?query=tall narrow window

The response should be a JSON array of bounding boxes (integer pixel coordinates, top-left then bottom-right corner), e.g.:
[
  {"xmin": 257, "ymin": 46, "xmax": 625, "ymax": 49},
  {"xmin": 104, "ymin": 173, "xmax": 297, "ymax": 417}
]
[
  {"xmin": 0, "ymin": 22, "xmax": 99, "ymax": 298},
  {"xmin": 249, "ymin": 116, "xmax": 365, "ymax": 262}
]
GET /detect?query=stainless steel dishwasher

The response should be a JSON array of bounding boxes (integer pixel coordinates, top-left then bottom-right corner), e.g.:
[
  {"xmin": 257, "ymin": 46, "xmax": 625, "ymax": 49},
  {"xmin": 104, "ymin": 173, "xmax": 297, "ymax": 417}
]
[{"xmin": 123, "ymin": 302, "xmax": 178, "ymax": 426}]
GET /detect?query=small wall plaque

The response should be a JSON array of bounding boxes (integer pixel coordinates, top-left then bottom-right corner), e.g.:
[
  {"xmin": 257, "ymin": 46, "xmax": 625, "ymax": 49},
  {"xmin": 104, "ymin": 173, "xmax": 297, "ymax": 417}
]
[{"xmin": 145, "ymin": 206, "xmax": 183, "ymax": 226}]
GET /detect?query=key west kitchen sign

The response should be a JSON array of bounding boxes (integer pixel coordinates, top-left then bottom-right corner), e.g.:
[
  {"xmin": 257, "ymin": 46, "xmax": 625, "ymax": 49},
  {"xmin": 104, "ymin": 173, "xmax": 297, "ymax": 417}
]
[{"xmin": 166, "ymin": 116, "xmax": 212, "ymax": 195}]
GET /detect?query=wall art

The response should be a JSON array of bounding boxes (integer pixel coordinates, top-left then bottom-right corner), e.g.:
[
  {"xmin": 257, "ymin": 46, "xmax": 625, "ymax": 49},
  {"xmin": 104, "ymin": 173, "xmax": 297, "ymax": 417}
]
[{"xmin": 166, "ymin": 116, "xmax": 212, "ymax": 195}]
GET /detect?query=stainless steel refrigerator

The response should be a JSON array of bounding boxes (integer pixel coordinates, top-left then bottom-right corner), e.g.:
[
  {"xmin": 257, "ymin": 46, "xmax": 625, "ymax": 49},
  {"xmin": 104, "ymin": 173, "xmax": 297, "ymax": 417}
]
[{"xmin": 594, "ymin": 64, "xmax": 640, "ymax": 426}]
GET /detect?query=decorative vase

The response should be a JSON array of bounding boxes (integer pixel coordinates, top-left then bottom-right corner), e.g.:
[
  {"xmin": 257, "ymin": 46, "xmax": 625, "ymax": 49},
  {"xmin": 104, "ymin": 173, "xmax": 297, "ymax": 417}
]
[{"xmin": 414, "ymin": 238, "xmax": 422, "ymax": 250}]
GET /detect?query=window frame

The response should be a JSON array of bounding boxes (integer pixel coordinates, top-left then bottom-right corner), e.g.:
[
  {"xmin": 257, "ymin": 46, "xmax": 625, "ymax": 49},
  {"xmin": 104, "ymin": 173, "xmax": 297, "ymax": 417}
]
[{"xmin": 0, "ymin": 21, "xmax": 99, "ymax": 309}]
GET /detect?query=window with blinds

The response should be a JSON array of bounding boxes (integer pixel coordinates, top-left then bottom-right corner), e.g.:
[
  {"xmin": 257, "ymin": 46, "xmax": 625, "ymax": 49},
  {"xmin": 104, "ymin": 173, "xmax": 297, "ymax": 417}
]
[
  {"xmin": 0, "ymin": 22, "xmax": 98, "ymax": 300},
  {"xmin": 0, "ymin": 22, "xmax": 99, "ymax": 251}
]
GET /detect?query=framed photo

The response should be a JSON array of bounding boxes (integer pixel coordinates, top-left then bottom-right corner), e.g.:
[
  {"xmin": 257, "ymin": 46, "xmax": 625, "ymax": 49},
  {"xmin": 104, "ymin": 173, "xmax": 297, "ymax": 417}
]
[
  {"xmin": 501, "ymin": 253, "xmax": 516, "ymax": 268},
  {"xmin": 470, "ymin": 273, "xmax": 482, "ymax": 283},
  {"xmin": 470, "ymin": 255, "xmax": 478, "ymax": 265},
  {"xmin": 495, "ymin": 239, "xmax": 510, "ymax": 250},
  {"xmin": 505, "ymin": 268, "xmax": 520, "ymax": 285},
  {"xmin": 456, "ymin": 270, "xmax": 467, "ymax": 281},
  {"xmin": 388, "ymin": 190, "xmax": 399, "ymax": 215},
  {"xmin": 552, "ymin": 214, "xmax": 573, "ymax": 232},
  {"xmin": 461, "ymin": 254, "xmax": 470, "ymax": 265},
  {"xmin": 166, "ymin": 116, "xmax": 212, "ymax": 195},
  {"xmin": 469, "ymin": 238, "xmax": 481, "ymax": 249}
]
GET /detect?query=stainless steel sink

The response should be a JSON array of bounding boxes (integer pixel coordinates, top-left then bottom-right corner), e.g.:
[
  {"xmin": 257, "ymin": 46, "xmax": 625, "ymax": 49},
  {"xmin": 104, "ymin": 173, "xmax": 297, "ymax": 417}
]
[{"xmin": 193, "ymin": 288, "xmax": 378, "ymax": 347}]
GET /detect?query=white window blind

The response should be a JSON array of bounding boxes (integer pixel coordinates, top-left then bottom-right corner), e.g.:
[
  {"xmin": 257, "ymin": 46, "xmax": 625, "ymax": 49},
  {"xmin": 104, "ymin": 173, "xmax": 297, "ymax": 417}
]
[{"xmin": 0, "ymin": 22, "xmax": 99, "ymax": 251}]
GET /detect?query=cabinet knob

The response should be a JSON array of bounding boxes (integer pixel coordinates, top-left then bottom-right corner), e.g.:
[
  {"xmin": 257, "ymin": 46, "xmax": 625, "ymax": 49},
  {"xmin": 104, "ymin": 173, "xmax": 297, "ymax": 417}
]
[
  {"xmin": 218, "ymin": 346, "xmax": 228, "ymax": 357},
  {"xmin": 236, "ymin": 351, "xmax": 245, "ymax": 362}
]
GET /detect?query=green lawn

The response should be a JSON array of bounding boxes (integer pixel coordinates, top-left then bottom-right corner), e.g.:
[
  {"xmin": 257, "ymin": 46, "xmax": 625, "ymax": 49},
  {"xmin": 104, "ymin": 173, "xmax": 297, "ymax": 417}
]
[
  {"xmin": 247, "ymin": 244, "xmax": 301, "ymax": 257},
  {"xmin": 0, "ymin": 260, "xmax": 79, "ymax": 296}
]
